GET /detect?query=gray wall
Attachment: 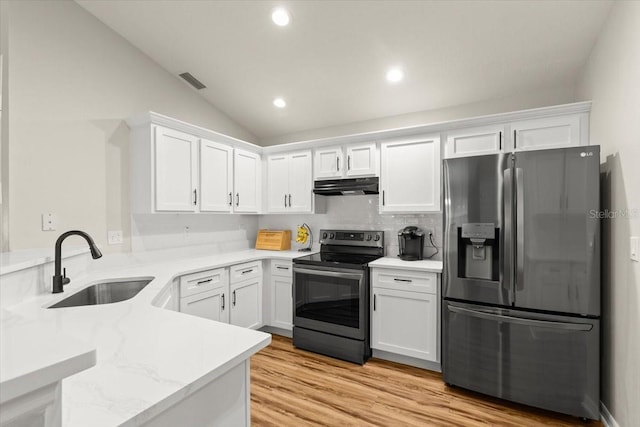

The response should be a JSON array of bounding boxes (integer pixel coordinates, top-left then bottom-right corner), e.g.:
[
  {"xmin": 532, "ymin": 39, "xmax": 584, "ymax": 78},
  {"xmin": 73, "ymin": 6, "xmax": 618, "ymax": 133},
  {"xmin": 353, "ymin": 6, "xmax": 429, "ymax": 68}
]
[
  {"xmin": 3, "ymin": 0, "xmax": 257, "ymax": 252},
  {"xmin": 576, "ymin": 1, "xmax": 640, "ymax": 425}
]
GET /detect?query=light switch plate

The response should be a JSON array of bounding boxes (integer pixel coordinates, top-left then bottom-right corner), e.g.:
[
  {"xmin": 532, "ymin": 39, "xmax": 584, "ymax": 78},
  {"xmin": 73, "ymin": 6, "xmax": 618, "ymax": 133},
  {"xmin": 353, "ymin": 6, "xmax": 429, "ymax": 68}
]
[
  {"xmin": 108, "ymin": 230, "xmax": 123, "ymax": 245},
  {"xmin": 631, "ymin": 236, "xmax": 639, "ymax": 262},
  {"xmin": 42, "ymin": 213, "xmax": 56, "ymax": 231}
]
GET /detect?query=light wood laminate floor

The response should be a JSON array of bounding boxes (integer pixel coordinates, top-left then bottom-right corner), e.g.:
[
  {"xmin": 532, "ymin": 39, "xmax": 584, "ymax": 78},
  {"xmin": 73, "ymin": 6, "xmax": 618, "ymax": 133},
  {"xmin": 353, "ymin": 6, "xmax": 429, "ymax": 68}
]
[{"xmin": 251, "ymin": 335, "xmax": 601, "ymax": 426}]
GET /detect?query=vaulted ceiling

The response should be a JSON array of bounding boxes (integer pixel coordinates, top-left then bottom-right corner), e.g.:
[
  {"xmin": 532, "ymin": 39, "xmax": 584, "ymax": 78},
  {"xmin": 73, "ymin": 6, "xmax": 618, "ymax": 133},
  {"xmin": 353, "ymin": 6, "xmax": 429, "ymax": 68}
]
[{"xmin": 76, "ymin": 1, "xmax": 612, "ymax": 139}]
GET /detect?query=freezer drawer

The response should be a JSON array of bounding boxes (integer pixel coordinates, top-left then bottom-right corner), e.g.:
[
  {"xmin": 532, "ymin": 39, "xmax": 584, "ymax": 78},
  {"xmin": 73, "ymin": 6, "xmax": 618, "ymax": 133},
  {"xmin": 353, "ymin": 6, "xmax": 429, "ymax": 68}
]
[{"xmin": 442, "ymin": 301, "xmax": 599, "ymax": 420}]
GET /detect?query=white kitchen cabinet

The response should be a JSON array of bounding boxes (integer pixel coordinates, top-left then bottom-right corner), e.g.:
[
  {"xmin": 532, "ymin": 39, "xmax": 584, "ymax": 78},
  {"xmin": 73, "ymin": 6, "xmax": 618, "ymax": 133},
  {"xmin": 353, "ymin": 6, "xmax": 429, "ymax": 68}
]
[
  {"xmin": 200, "ymin": 139, "xmax": 233, "ymax": 212},
  {"xmin": 510, "ymin": 114, "xmax": 585, "ymax": 152},
  {"xmin": 371, "ymin": 268, "xmax": 440, "ymax": 363},
  {"xmin": 314, "ymin": 143, "xmax": 377, "ymax": 180},
  {"xmin": 444, "ymin": 124, "xmax": 505, "ymax": 159},
  {"xmin": 128, "ymin": 112, "xmax": 261, "ymax": 215},
  {"xmin": 267, "ymin": 151, "xmax": 312, "ymax": 213},
  {"xmin": 269, "ymin": 260, "xmax": 293, "ymax": 330},
  {"xmin": 233, "ymin": 149, "xmax": 261, "ymax": 213},
  {"xmin": 229, "ymin": 261, "xmax": 262, "ymax": 329},
  {"xmin": 380, "ymin": 134, "xmax": 440, "ymax": 213},
  {"xmin": 154, "ymin": 126, "xmax": 198, "ymax": 212},
  {"xmin": 179, "ymin": 268, "xmax": 229, "ymax": 322}
]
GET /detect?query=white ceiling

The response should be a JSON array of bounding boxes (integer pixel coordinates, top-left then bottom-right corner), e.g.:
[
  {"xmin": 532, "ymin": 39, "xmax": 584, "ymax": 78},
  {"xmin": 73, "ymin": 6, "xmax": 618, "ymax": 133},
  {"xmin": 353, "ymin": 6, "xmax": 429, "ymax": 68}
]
[{"xmin": 76, "ymin": 0, "xmax": 612, "ymax": 139}]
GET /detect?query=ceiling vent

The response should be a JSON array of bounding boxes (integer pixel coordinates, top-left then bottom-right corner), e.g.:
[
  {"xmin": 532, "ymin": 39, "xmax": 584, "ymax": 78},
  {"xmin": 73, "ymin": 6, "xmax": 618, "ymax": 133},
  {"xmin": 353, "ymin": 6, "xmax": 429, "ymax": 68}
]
[{"xmin": 179, "ymin": 72, "xmax": 206, "ymax": 90}]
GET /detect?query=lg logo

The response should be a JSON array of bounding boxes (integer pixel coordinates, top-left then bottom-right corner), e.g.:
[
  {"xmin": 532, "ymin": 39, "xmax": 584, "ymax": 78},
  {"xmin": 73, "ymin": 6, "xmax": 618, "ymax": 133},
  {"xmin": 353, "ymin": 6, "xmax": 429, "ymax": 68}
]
[{"xmin": 580, "ymin": 152, "xmax": 594, "ymax": 157}]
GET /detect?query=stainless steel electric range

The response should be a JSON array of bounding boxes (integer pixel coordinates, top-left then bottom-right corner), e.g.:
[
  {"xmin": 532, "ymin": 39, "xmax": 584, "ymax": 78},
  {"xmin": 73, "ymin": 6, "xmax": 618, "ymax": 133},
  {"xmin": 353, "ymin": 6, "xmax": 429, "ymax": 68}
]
[{"xmin": 292, "ymin": 229, "xmax": 384, "ymax": 364}]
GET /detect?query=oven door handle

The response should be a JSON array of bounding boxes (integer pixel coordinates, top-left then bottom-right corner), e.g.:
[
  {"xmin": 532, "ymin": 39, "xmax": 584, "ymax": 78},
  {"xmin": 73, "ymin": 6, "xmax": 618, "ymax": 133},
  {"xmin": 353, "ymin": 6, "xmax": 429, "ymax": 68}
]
[{"xmin": 293, "ymin": 266, "xmax": 364, "ymax": 280}]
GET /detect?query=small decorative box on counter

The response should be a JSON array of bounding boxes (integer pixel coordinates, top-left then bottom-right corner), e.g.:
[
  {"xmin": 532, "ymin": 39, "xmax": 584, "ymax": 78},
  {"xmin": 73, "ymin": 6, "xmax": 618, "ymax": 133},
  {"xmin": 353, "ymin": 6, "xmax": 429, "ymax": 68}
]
[{"xmin": 255, "ymin": 229, "xmax": 292, "ymax": 250}]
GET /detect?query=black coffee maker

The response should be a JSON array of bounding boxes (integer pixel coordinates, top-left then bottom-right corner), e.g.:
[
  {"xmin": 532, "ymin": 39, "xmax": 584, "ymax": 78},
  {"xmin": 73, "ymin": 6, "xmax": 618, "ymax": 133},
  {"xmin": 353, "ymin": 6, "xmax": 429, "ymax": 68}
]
[{"xmin": 398, "ymin": 226, "xmax": 425, "ymax": 261}]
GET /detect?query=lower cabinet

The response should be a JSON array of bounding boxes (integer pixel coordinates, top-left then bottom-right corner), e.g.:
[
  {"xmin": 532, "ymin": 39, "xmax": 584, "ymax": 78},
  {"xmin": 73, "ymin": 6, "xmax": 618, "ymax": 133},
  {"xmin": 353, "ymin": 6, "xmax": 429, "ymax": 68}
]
[
  {"xmin": 230, "ymin": 278, "xmax": 261, "ymax": 329},
  {"xmin": 371, "ymin": 268, "xmax": 440, "ymax": 364},
  {"xmin": 269, "ymin": 260, "xmax": 293, "ymax": 330},
  {"xmin": 181, "ymin": 288, "xmax": 228, "ymax": 323}
]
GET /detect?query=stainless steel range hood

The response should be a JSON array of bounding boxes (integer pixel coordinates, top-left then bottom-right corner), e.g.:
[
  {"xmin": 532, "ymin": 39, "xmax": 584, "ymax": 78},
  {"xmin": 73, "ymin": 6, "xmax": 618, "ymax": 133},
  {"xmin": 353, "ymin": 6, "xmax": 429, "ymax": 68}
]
[{"xmin": 313, "ymin": 177, "xmax": 379, "ymax": 196}]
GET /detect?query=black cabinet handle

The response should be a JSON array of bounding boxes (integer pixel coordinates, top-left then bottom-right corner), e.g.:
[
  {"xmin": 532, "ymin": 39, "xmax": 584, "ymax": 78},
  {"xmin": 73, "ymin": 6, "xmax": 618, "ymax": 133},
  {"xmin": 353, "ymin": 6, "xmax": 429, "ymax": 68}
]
[
  {"xmin": 394, "ymin": 278, "xmax": 413, "ymax": 283},
  {"xmin": 336, "ymin": 157, "xmax": 340, "ymax": 171},
  {"xmin": 382, "ymin": 190, "xmax": 385, "ymax": 206},
  {"xmin": 276, "ymin": 266, "xmax": 289, "ymax": 270},
  {"xmin": 288, "ymin": 194, "xmax": 292, "ymax": 207},
  {"xmin": 241, "ymin": 269, "xmax": 254, "ymax": 274},
  {"xmin": 228, "ymin": 192, "xmax": 232, "ymax": 206},
  {"xmin": 232, "ymin": 290, "xmax": 236, "ymax": 306},
  {"xmin": 193, "ymin": 189, "xmax": 197, "ymax": 205},
  {"xmin": 236, "ymin": 192, "xmax": 239, "ymax": 207},
  {"xmin": 221, "ymin": 293, "xmax": 225, "ymax": 310},
  {"xmin": 348, "ymin": 155, "xmax": 351, "ymax": 170},
  {"xmin": 284, "ymin": 194, "xmax": 287, "ymax": 208},
  {"xmin": 196, "ymin": 278, "xmax": 213, "ymax": 285},
  {"xmin": 513, "ymin": 129, "xmax": 517, "ymax": 149},
  {"xmin": 499, "ymin": 131, "xmax": 502, "ymax": 150},
  {"xmin": 373, "ymin": 294, "xmax": 376, "ymax": 311}
]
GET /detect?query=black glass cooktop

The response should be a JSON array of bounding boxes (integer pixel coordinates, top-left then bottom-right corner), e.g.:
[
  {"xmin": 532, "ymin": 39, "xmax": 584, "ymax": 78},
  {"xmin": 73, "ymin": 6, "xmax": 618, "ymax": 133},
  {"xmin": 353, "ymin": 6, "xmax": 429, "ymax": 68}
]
[{"xmin": 294, "ymin": 252, "xmax": 383, "ymax": 269}]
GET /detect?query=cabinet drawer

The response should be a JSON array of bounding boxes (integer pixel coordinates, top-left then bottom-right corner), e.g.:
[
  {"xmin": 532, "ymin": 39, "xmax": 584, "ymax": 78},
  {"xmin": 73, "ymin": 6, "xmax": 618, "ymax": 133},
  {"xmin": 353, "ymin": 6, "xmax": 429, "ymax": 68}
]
[
  {"xmin": 372, "ymin": 268, "xmax": 437, "ymax": 294},
  {"xmin": 230, "ymin": 261, "xmax": 261, "ymax": 283},
  {"xmin": 271, "ymin": 260, "xmax": 292, "ymax": 277},
  {"xmin": 180, "ymin": 268, "xmax": 227, "ymax": 298}
]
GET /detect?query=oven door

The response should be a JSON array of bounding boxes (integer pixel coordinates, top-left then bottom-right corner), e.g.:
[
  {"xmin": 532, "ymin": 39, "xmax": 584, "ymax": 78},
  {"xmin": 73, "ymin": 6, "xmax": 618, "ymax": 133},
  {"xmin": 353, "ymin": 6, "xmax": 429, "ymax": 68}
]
[{"xmin": 293, "ymin": 264, "xmax": 367, "ymax": 340}]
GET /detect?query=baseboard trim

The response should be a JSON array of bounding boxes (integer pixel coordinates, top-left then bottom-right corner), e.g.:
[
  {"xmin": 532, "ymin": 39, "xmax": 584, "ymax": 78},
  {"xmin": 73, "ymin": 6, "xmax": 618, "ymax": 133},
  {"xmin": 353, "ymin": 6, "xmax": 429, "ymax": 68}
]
[
  {"xmin": 259, "ymin": 325, "xmax": 292, "ymax": 338},
  {"xmin": 600, "ymin": 402, "xmax": 619, "ymax": 427}
]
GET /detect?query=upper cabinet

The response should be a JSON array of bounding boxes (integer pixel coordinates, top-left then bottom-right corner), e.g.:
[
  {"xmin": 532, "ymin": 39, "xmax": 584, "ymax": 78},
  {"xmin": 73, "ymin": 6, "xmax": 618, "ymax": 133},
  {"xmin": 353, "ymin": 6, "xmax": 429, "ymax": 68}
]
[
  {"xmin": 234, "ymin": 149, "xmax": 261, "ymax": 213},
  {"xmin": 129, "ymin": 113, "xmax": 261, "ymax": 214},
  {"xmin": 314, "ymin": 142, "xmax": 377, "ymax": 180},
  {"xmin": 380, "ymin": 134, "xmax": 441, "ymax": 213},
  {"xmin": 443, "ymin": 111, "xmax": 589, "ymax": 159},
  {"xmin": 267, "ymin": 150, "xmax": 313, "ymax": 213}
]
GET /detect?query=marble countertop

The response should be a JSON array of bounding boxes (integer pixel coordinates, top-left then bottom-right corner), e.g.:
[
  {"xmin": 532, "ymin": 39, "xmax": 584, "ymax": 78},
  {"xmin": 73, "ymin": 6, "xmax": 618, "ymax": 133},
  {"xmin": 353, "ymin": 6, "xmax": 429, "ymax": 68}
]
[
  {"xmin": 369, "ymin": 256, "xmax": 443, "ymax": 273},
  {"xmin": 1, "ymin": 248, "xmax": 308, "ymax": 427}
]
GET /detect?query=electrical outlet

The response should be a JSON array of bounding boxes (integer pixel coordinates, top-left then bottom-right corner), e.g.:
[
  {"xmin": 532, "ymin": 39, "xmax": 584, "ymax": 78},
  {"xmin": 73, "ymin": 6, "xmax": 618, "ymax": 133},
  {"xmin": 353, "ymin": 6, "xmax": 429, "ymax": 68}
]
[
  {"xmin": 41, "ymin": 213, "xmax": 57, "ymax": 231},
  {"xmin": 107, "ymin": 230, "xmax": 123, "ymax": 245},
  {"xmin": 631, "ymin": 236, "xmax": 639, "ymax": 262}
]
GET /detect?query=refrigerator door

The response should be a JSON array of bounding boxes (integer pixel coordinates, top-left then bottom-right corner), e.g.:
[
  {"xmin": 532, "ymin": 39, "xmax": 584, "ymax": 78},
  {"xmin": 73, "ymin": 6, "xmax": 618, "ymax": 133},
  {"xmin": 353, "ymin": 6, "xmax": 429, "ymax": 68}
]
[
  {"xmin": 443, "ymin": 301, "xmax": 600, "ymax": 420},
  {"xmin": 513, "ymin": 146, "xmax": 600, "ymax": 316},
  {"xmin": 443, "ymin": 154, "xmax": 512, "ymax": 306}
]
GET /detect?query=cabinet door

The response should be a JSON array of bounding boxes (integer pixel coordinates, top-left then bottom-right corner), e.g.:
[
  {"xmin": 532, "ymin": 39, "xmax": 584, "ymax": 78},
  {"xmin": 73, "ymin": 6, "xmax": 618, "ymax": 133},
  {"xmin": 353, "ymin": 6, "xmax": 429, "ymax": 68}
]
[
  {"xmin": 444, "ymin": 125, "xmax": 504, "ymax": 158},
  {"xmin": 371, "ymin": 287, "xmax": 437, "ymax": 361},
  {"xmin": 180, "ymin": 288, "xmax": 228, "ymax": 323},
  {"xmin": 154, "ymin": 126, "xmax": 198, "ymax": 212},
  {"xmin": 511, "ymin": 115, "xmax": 582, "ymax": 152},
  {"xmin": 314, "ymin": 146, "xmax": 343, "ymax": 179},
  {"xmin": 200, "ymin": 139, "xmax": 233, "ymax": 212},
  {"xmin": 271, "ymin": 275, "xmax": 293, "ymax": 330},
  {"xmin": 380, "ymin": 135, "xmax": 441, "ymax": 213},
  {"xmin": 346, "ymin": 143, "xmax": 377, "ymax": 177},
  {"xmin": 230, "ymin": 279, "xmax": 262, "ymax": 329},
  {"xmin": 288, "ymin": 151, "xmax": 313, "ymax": 212},
  {"xmin": 267, "ymin": 154, "xmax": 290, "ymax": 213},
  {"xmin": 233, "ymin": 149, "xmax": 261, "ymax": 213}
]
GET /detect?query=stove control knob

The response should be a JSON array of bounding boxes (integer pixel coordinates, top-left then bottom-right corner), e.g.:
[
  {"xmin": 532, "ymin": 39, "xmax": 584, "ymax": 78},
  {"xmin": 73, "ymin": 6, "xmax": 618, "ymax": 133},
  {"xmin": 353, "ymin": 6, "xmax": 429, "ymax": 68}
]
[
  {"xmin": 374, "ymin": 234, "xmax": 381, "ymax": 241},
  {"xmin": 329, "ymin": 233, "xmax": 335, "ymax": 239},
  {"xmin": 322, "ymin": 232, "xmax": 328, "ymax": 240},
  {"xmin": 366, "ymin": 234, "xmax": 372, "ymax": 241}
]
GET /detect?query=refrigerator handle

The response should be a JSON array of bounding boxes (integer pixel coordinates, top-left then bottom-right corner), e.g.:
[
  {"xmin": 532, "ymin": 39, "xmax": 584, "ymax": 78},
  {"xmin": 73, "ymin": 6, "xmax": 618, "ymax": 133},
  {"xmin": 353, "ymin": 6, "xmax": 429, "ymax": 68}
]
[
  {"xmin": 447, "ymin": 305, "xmax": 593, "ymax": 331},
  {"xmin": 503, "ymin": 168, "xmax": 514, "ymax": 296},
  {"xmin": 516, "ymin": 168, "xmax": 524, "ymax": 291}
]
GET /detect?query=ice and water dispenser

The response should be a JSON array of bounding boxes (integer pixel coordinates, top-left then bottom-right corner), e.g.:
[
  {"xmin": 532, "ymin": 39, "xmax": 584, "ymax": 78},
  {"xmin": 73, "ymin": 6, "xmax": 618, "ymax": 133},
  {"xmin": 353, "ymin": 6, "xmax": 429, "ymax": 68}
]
[{"xmin": 457, "ymin": 223, "xmax": 499, "ymax": 281}]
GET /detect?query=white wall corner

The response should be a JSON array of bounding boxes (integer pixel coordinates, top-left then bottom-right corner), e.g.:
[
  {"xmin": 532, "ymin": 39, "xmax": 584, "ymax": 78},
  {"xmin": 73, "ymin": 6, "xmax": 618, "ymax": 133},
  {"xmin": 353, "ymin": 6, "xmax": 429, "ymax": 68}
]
[{"xmin": 600, "ymin": 402, "xmax": 620, "ymax": 427}]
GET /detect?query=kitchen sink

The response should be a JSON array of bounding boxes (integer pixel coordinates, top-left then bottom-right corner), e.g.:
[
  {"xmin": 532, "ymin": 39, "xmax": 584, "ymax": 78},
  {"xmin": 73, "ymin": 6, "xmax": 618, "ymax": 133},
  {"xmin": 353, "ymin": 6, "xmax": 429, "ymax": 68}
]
[{"xmin": 48, "ymin": 277, "xmax": 154, "ymax": 308}]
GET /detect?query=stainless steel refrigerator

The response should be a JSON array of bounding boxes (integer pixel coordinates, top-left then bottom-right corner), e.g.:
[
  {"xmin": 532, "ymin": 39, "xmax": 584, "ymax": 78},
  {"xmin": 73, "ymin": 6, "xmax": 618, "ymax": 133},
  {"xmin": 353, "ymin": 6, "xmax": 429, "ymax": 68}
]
[{"xmin": 442, "ymin": 146, "xmax": 600, "ymax": 420}]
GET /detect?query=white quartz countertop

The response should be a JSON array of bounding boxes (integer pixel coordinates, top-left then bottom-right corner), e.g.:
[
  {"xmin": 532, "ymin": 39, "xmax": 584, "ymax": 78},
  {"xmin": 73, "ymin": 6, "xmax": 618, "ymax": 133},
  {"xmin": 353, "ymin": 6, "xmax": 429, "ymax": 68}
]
[
  {"xmin": 1, "ymin": 248, "xmax": 309, "ymax": 427},
  {"xmin": 369, "ymin": 256, "xmax": 443, "ymax": 273}
]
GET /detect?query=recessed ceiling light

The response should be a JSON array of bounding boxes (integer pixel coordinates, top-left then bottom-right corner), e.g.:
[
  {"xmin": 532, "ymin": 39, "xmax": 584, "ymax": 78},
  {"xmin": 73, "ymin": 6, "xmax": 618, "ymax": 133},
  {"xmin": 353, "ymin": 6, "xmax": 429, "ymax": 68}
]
[
  {"xmin": 273, "ymin": 97, "xmax": 286, "ymax": 108},
  {"xmin": 386, "ymin": 68, "xmax": 404, "ymax": 83},
  {"xmin": 271, "ymin": 8, "xmax": 291, "ymax": 26}
]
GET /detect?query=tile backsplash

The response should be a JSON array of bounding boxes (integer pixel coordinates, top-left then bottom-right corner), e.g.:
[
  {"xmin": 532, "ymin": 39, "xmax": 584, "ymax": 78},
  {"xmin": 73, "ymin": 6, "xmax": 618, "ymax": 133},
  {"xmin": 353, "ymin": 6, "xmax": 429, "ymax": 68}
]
[{"xmin": 259, "ymin": 195, "xmax": 443, "ymax": 260}]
